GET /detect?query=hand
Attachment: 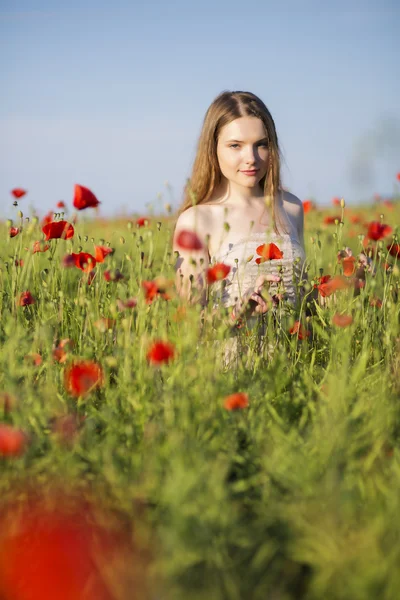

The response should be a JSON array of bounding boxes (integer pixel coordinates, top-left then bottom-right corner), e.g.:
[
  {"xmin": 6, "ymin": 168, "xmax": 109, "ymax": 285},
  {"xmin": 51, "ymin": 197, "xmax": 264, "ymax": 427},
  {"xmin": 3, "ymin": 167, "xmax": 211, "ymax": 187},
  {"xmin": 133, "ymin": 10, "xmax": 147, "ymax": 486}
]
[{"xmin": 232, "ymin": 274, "xmax": 281, "ymax": 318}]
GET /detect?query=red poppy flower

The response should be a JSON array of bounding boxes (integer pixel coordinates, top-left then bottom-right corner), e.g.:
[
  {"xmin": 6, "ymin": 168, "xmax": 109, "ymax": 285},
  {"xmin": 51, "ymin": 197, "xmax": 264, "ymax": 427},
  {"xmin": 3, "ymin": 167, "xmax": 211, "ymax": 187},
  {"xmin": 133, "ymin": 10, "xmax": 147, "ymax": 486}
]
[
  {"xmin": 136, "ymin": 217, "xmax": 150, "ymax": 227},
  {"xmin": 366, "ymin": 221, "xmax": 393, "ymax": 241},
  {"xmin": 255, "ymin": 243, "xmax": 283, "ymax": 264},
  {"xmin": 9, "ymin": 227, "xmax": 19, "ymax": 238},
  {"xmin": 387, "ymin": 243, "xmax": 400, "ymax": 258},
  {"xmin": 11, "ymin": 188, "xmax": 27, "ymax": 199},
  {"xmin": 223, "ymin": 392, "xmax": 249, "ymax": 411},
  {"xmin": 15, "ymin": 259, "xmax": 24, "ymax": 268},
  {"xmin": 332, "ymin": 197, "xmax": 341, "ymax": 206},
  {"xmin": 396, "ymin": 172, "xmax": 400, "ymax": 182},
  {"xmin": 340, "ymin": 256, "xmax": 356, "ymax": 276},
  {"xmin": 289, "ymin": 320, "xmax": 310, "ymax": 340},
  {"xmin": 18, "ymin": 291, "xmax": 35, "ymax": 306},
  {"xmin": 175, "ymin": 229, "xmax": 204, "ymax": 250},
  {"xmin": 0, "ymin": 424, "xmax": 26, "ymax": 457},
  {"xmin": 41, "ymin": 211, "xmax": 54, "ymax": 227},
  {"xmin": 32, "ymin": 240, "xmax": 50, "ymax": 254},
  {"xmin": 53, "ymin": 339, "xmax": 74, "ymax": 363},
  {"xmin": 318, "ymin": 275, "xmax": 350, "ymax": 297},
  {"xmin": 71, "ymin": 252, "xmax": 97, "ymax": 272},
  {"xmin": 73, "ymin": 184, "xmax": 100, "ymax": 210},
  {"xmin": 94, "ymin": 245, "xmax": 114, "ymax": 263},
  {"xmin": 206, "ymin": 263, "xmax": 231, "ymax": 283},
  {"xmin": 383, "ymin": 199, "xmax": 394, "ymax": 210},
  {"xmin": 56, "ymin": 201, "xmax": 65, "ymax": 208},
  {"xmin": 332, "ymin": 313, "xmax": 353, "ymax": 328},
  {"xmin": 314, "ymin": 274, "xmax": 331, "ymax": 289},
  {"xmin": 350, "ymin": 214, "xmax": 363, "ymax": 224},
  {"xmin": 0, "ymin": 494, "xmax": 139, "ymax": 600},
  {"xmin": 146, "ymin": 340, "xmax": 175, "ymax": 365},
  {"xmin": 104, "ymin": 269, "xmax": 124, "ymax": 282},
  {"xmin": 64, "ymin": 360, "xmax": 104, "ymax": 397},
  {"xmin": 302, "ymin": 199, "xmax": 314, "ymax": 213},
  {"xmin": 142, "ymin": 278, "xmax": 172, "ymax": 303},
  {"xmin": 323, "ymin": 215, "xmax": 341, "ymax": 225},
  {"xmin": 42, "ymin": 221, "xmax": 74, "ymax": 240}
]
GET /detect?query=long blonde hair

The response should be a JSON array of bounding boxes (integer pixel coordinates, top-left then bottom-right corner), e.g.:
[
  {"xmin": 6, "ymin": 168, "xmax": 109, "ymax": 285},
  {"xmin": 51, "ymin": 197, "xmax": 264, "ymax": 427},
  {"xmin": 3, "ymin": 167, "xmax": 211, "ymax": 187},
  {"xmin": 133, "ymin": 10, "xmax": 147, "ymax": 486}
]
[{"xmin": 178, "ymin": 90, "xmax": 284, "ymax": 231}]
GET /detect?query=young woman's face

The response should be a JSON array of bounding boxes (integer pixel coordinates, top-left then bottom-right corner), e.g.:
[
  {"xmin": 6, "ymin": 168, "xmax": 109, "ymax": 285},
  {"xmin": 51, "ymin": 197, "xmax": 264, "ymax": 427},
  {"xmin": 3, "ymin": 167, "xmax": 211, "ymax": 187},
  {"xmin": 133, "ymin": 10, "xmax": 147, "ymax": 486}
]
[{"xmin": 216, "ymin": 116, "xmax": 269, "ymax": 192}]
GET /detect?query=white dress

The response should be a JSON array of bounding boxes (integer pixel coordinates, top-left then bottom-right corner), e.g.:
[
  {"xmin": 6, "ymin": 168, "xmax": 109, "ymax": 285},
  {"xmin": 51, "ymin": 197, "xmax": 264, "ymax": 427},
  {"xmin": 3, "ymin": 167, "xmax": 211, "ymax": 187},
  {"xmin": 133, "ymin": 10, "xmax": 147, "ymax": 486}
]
[{"xmin": 210, "ymin": 227, "xmax": 306, "ymax": 368}]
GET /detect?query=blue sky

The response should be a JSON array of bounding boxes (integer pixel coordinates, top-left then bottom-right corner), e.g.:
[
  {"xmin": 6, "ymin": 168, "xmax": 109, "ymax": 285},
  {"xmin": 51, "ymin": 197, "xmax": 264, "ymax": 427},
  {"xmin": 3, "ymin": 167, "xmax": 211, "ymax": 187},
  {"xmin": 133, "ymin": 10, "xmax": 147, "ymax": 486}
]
[{"xmin": 1, "ymin": 0, "xmax": 399, "ymax": 217}]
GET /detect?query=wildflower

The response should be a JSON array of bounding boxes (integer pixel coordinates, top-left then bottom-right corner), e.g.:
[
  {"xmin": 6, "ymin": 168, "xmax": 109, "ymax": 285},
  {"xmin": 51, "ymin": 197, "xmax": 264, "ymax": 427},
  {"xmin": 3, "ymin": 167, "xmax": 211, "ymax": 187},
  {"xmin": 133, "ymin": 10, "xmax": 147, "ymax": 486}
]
[
  {"xmin": 42, "ymin": 220, "xmax": 74, "ymax": 240},
  {"xmin": 41, "ymin": 211, "xmax": 54, "ymax": 227},
  {"xmin": 289, "ymin": 320, "xmax": 310, "ymax": 339},
  {"xmin": 9, "ymin": 227, "xmax": 19, "ymax": 238},
  {"xmin": 0, "ymin": 424, "xmax": 26, "ymax": 457},
  {"xmin": 18, "ymin": 291, "xmax": 35, "ymax": 306},
  {"xmin": 24, "ymin": 353, "xmax": 42, "ymax": 366},
  {"xmin": 314, "ymin": 274, "xmax": 331, "ymax": 289},
  {"xmin": 147, "ymin": 340, "xmax": 175, "ymax": 365},
  {"xmin": 94, "ymin": 245, "xmax": 114, "ymax": 263},
  {"xmin": 142, "ymin": 278, "xmax": 172, "ymax": 303},
  {"xmin": 318, "ymin": 275, "xmax": 350, "ymax": 297},
  {"xmin": 136, "ymin": 217, "xmax": 150, "ymax": 227},
  {"xmin": 53, "ymin": 339, "xmax": 74, "ymax": 363},
  {"xmin": 255, "ymin": 243, "xmax": 283, "ymax": 263},
  {"xmin": 73, "ymin": 184, "xmax": 100, "ymax": 210},
  {"xmin": 370, "ymin": 297, "xmax": 382, "ymax": 308},
  {"xmin": 223, "ymin": 392, "xmax": 249, "ymax": 411},
  {"xmin": 337, "ymin": 248, "xmax": 356, "ymax": 276},
  {"xmin": 15, "ymin": 259, "xmax": 24, "ymax": 268},
  {"xmin": 397, "ymin": 172, "xmax": 400, "ymax": 182},
  {"xmin": 350, "ymin": 214, "xmax": 363, "ymax": 224},
  {"xmin": 175, "ymin": 229, "xmax": 204, "ymax": 250},
  {"xmin": 104, "ymin": 269, "xmax": 124, "ymax": 282},
  {"xmin": 117, "ymin": 297, "xmax": 137, "ymax": 310},
  {"xmin": 206, "ymin": 263, "xmax": 231, "ymax": 283},
  {"xmin": 71, "ymin": 252, "xmax": 97, "ymax": 272},
  {"xmin": 56, "ymin": 201, "xmax": 65, "ymax": 208},
  {"xmin": 387, "ymin": 242, "xmax": 400, "ymax": 258},
  {"xmin": 366, "ymin": 221, "xmax": 393, "ymax": 241},
  {"xmin": 332, "ymin": 196, "xmax": 341, "ymax": 206},
  {"xmin": 0, "ymin": 494, "xmax": 139, "ymax": 600},
  {"xmin": 302, "ymin": 199, "xmax": 314, "ymax": 213},
  {"xmin": 64, "ymin": 360, "xmax": 104, "ymax": 397},
  {"xmin": 332, "ymin": 313, "xmax": 353, "ymax": 328},
  {"xmin": 11, "ymin": 188, "xmax": 27, "ymax": 199},
  {"xmin": 323, "ymin": 215, "xmax": 341, "ymax": 225},
  {"xmin": 32, "ymin": 241, "xmax": 50, "ymax": 254}
]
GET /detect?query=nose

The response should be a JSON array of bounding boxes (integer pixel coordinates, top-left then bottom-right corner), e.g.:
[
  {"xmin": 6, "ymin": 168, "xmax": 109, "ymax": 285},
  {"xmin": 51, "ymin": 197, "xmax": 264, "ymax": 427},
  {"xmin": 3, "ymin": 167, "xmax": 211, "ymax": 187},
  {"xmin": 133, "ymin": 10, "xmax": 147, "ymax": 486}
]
[{"xmin": 244, "ymin": 145, "xmax": 257, "ymax": 165}]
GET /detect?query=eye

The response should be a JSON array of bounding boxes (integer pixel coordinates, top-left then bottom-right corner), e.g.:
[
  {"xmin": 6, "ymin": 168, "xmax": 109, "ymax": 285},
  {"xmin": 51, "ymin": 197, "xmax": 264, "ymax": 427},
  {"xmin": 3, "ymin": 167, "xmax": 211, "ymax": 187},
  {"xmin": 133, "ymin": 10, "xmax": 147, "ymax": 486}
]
[
  {"xmin": 258, "ymin": 142, "xmax": 268, "ymax": 148},
  {"xmin": 229, "ymin": 144, "xmax": 239, "ymax": 149}
]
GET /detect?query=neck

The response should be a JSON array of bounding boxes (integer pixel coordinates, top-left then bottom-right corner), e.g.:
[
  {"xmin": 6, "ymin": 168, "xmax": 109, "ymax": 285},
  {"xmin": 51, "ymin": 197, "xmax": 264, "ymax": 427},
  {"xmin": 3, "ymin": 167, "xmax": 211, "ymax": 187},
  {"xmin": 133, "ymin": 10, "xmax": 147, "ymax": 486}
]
[{"xmin": 215, "ymin": 180, "xmax": 266, "ymax": 206}]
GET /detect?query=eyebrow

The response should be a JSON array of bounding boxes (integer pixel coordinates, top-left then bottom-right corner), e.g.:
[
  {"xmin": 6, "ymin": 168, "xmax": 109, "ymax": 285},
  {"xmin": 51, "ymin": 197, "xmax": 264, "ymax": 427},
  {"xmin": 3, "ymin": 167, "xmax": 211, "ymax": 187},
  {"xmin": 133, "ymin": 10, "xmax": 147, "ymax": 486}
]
[{"xmin": 225, "ymin": 137, "xmax": 269, "ymax": 143}]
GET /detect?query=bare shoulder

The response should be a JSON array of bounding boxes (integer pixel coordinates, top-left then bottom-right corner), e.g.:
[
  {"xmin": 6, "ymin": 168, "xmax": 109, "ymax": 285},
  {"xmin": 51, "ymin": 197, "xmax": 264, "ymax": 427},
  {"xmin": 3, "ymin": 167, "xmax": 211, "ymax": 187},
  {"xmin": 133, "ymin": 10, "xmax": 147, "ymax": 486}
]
[{"xmin": 281, "ymin": 190, "xmax": 303, "ymax": 217}]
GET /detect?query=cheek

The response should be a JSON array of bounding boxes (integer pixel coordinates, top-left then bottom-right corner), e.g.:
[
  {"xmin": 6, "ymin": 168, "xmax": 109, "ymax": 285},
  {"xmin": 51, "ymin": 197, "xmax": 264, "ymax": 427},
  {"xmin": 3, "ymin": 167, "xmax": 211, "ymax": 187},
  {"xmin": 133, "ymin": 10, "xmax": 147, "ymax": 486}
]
[{"xmin": 217, "ymin": 149, "xmax": 240, "ymax": 175}]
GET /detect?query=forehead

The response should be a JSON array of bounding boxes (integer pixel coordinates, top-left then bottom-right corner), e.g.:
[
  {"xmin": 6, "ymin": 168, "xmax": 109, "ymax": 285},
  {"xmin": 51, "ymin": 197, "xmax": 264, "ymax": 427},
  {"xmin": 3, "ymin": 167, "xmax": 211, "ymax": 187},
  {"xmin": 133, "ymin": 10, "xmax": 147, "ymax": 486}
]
[{"xmin": 218, "ymin": 116, "xmax": 267, "ymax": 141}]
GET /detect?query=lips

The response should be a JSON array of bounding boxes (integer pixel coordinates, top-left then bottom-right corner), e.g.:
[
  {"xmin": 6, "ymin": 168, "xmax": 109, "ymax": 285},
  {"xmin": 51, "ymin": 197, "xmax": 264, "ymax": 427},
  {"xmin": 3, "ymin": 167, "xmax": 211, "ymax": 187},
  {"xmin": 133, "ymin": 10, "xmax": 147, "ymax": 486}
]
[{"xmin": 241, "ymin": 170, "xmax": 258, "ymax": 175}]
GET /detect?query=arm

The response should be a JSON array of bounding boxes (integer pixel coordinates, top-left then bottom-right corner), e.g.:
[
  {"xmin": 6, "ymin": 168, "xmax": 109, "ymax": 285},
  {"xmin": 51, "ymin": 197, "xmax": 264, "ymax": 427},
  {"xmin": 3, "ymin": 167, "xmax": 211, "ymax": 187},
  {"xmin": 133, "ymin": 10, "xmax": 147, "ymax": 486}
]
[{"xmin": 172, "ymin": 208, "xmax": 210, "ymax": 307}]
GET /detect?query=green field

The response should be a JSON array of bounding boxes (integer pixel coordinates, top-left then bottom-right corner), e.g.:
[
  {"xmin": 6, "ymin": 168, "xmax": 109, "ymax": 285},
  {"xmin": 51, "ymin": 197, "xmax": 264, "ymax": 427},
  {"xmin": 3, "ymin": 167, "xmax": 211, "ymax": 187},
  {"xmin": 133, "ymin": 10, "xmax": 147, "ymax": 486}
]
[{"xmin": 0, "ymin": 198, "xmax": 399, "ymax": 600}]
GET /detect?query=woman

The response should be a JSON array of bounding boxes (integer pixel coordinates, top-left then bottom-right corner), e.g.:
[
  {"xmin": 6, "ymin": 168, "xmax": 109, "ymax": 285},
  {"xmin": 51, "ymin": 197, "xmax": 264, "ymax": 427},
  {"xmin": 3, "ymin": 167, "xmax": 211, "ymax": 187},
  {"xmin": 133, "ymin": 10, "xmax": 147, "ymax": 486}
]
[{"xmin": 172, "ymin": 90, "xmax": 306, "ymax": 367}]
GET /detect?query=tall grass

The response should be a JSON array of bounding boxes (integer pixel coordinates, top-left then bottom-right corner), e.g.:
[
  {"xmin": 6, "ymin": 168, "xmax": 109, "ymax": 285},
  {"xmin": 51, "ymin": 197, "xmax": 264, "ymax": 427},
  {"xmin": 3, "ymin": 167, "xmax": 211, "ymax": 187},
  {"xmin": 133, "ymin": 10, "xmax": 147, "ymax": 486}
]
[{"xmin": 0, "ymin": 200, "xmax": 399, "ymax": 600}]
